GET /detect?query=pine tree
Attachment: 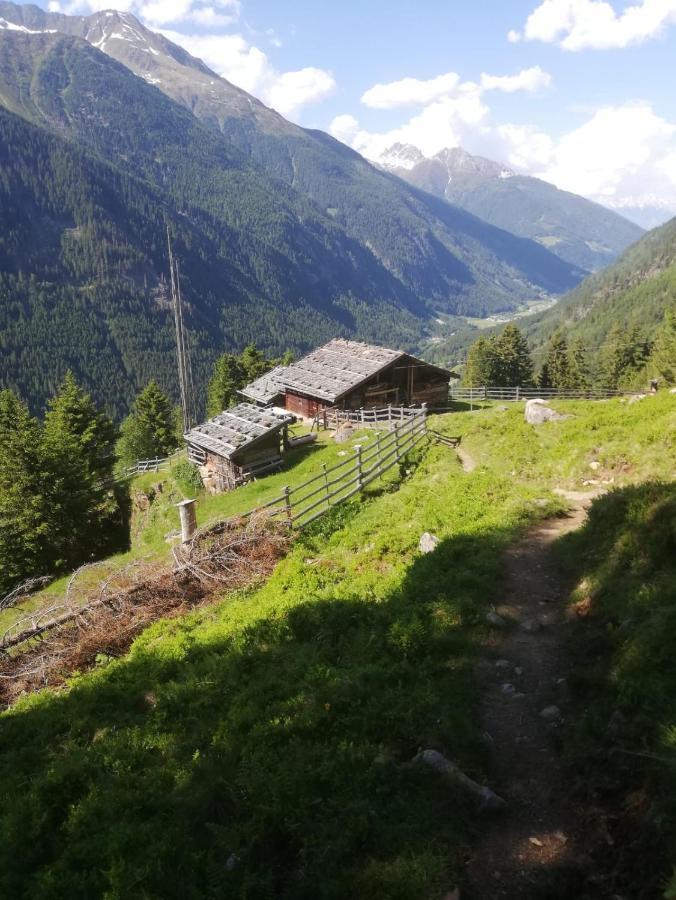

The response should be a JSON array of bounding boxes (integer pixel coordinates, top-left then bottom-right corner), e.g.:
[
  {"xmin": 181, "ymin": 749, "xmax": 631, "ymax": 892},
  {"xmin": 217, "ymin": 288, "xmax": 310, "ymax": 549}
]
[
  {"xmin": 239, "ymin": 345, "xmax": 269, "ymax": 383},
  {"xmin": 0, "ymin": 391, "xmax": 49, "ymax": 593},
  {"xmin": 493, "ymin": 325, "xmax": 534, "ymax": 387},
  {"xmin": 647, "ymin": 306, "xmax": 676, "ymax": 384},
  {"xmin": 42, "ymin": 373, "xmax": 120, "ymax": 570},
  {"xmin": 538, "ymin": 331, "xmax": 569, "ymax": 389},
  {"xmin": 117, "ymin": 381, "xmax": 178, "ymax": 464},
  {"xmin": 207, "ymin": 353, "xmax": 244, "ymax": 416},
  {"xmin": 567, "ymin": 337, "xmax": 590, "ymax": 391},
  {"xmin": 463, "ymin": 336, "xmax": 498, "ymax": 387},
  {"xmin": 600, "ymin": 326, "xmax": 651, "ymax": 389}
]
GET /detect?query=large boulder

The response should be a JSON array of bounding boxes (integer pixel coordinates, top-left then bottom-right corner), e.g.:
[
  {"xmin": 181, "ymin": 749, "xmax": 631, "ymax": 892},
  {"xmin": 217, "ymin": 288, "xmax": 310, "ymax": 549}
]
[
  {"xmin": 525, "ymin": 398, "xmax": 566, "ymax": 424},
  {"xmin": 418, "ymin": 532, "xmax": 440, "ymax": 553}
]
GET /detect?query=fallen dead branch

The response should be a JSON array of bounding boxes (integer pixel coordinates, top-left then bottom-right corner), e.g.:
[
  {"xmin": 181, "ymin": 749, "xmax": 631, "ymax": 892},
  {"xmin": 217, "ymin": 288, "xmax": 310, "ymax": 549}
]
[
  {"xmin": 0, "ymin": 512, "xmax": 291, "ymax": 706},
  {"xmin": 0, "ymin": 576, "xmax": 53, "ymax": 612}
]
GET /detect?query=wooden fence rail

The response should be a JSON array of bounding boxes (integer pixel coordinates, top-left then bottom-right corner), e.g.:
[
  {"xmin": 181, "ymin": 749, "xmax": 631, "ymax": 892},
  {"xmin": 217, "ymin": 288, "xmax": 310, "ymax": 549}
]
[
  {"xmin": 447, "ymin": 386, "xmax": 641, "ymax": 403},
  {"xmin": 324, "ymin": 405, "xmax": 421, "ymax": 429},
  {"xmin": 251, "ymin": 410, "xmax": 428, "ymax": 529}
]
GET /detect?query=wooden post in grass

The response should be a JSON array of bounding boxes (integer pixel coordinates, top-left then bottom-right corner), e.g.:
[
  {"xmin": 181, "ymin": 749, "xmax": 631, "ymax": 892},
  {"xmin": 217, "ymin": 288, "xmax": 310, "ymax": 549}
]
[
  {"xmin": 375, "ymin": 431, "xmax": 382, "ymax": 475},
  {"xmin": 322, "ymin": 463, "xmax": 331, "ymax": 507},
  {"xmin": 176, "ymin": 498, "xmax": 197, "ymax": 544},
  {"xmin": 283, "ymin": 485, "xmax": 293, "ymax": 523},
  {"xmin": 354, "ymin": 444, "xmax": 363, "ymax": 491}
]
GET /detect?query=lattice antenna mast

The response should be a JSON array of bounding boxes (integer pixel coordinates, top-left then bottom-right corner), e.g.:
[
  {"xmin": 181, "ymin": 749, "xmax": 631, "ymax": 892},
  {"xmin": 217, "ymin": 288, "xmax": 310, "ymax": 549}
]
[{"xmin": 167, "ymin": 227, "xmax": 193, "ymax": 433}]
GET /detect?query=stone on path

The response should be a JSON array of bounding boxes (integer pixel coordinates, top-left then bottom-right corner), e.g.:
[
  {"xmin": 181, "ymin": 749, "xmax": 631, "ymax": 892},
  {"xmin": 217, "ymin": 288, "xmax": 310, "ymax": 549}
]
[
  {"xmin": 539, "ymin": 705, "xmax": 562, "ymax": 722},
  {"xmin": 418, "ymin": 532, "xmax": 440, "ymax": 554},
  {"xmin": 486, "ymin": 611, "xmax": 508, "ymax": 628},
  {"xmin": 520, "ymin": 618, "xmax": 542, "ymax": 633}
]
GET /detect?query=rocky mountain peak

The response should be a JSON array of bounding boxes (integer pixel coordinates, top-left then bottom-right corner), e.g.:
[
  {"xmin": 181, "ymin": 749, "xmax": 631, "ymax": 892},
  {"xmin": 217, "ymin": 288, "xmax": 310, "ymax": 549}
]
[{"xmin": 379, "ymin": 142, "xmax": 426, "ymax": 171}]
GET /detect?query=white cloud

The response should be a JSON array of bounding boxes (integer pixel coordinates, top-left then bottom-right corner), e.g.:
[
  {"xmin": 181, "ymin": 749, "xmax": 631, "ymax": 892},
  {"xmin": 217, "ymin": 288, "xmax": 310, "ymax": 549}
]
[
  {"xmin": 49, "ymin": 0, "xmax": 241, "ymax": 22},
  {"xmin": 537, "ymin": 103, "xmax": 676, "ymax": 196},
  {"xmin": 480, "ymin": 65, "xmax": 551, "ymax": 93},
  {"xmin": 162, "ymin": 30, "xmax": 334, "ymax": 117},
  {"xmin": 361, "ymin": 72, "xmax": 461, "ymax": 109},
  {"xmin": 360, "ymin": 65, "xmax": 551, "ymax": 109},
  {"xmin": 267, "ymin": 67, "xmax": 335, "ymax": 116},
  {"xmin": 512, "ymin": 0, "xmax": 676, "ymax": 50}
]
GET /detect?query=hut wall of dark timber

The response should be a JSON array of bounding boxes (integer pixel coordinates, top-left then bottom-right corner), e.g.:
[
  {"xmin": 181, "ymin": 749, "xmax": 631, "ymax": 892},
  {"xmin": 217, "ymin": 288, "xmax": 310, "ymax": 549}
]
[
  {"xmin": 282, "ymin": 348, "xmax": 452, "ymax": 418},
  {"xmin": 184, "ymin": 404, "xmax": 295, "ymax": 494}
]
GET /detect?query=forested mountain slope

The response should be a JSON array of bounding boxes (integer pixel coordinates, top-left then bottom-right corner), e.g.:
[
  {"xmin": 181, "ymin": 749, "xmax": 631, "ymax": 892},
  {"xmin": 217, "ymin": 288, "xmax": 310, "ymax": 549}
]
[
  {"xmin": 378, "ymin": 145, "xmax": 643, "ymax": 274},
  {"xmin": 1, "ymin": 1, "xmax": 584, "ymax": 297},
  {"xmin": 523, "ymin": 215, "xmax": 676, "ymax": 353},
  {"xmin": 0, "ymin": 29, "xmax": 584, "ymax": 415}
]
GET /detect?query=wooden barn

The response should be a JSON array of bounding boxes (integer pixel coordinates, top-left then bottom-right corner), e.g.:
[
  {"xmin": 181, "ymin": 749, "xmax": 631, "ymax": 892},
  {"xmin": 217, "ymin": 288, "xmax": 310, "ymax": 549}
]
[
  {"xmin": 278, "ymin": 339, "xmax": 453, "ymax": 419},
  {"xmin": 184, "ymin": 403, "xmax": 295, "ymax": 493}
]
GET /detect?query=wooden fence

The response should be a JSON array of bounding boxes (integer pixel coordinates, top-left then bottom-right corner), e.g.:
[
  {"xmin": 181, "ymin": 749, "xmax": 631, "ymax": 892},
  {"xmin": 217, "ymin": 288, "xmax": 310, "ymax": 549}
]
[
  {"xmin": 447, "ymin": 386, "xmax": 639, "ymax": 403},
  {"xmin": 324, "ymin": 405, "xmax": 422, "ymax": 429},
  {"xmin": 116, "ymin": 450, "xmax": 184, "ymax": 481},
  {"xmin": 250, "ymin": 410, "xmax": 428, "ymax": 529}
]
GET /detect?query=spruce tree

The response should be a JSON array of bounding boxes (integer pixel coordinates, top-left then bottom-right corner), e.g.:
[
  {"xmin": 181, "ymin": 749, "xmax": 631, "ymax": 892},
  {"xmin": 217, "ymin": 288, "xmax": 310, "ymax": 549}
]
[
  {"xmin": 239, "ymin": 344, "xmax": 269, "ymax": 383},
  {"xmin": 207, "ymin": 354, "xmax": 244, "ymax": 416},
  {"xmin": 538, "ymin": 332, "xmax": 569, "ymax": 389},
  {"xmin": 567, "ymin": 337, "xmax": 590, "ymax": 391},
  {"xmin": 42, "ymin": 373, "xmax": 120, "ymax": 571},
  {"xmin": 648, "ymin": 306, "xmax": 676, "ymax": 384},
  {"xmin": 0, "ymin": 391, "xmax": 49, "ymax": 593},
  {"xmin": 600, "ymin": 326, "xmax": 651, "ymax": 389},
  {"xmin": 463, "ymin": 336, "xmax": 498, "ymax": 387},
  {"xmin": 493, "ymin": 325, "xmax": 534, "ymax": 386},
  {"xmin": 117, "ymin": 382, "xmax": 178, "ymax": 464}
]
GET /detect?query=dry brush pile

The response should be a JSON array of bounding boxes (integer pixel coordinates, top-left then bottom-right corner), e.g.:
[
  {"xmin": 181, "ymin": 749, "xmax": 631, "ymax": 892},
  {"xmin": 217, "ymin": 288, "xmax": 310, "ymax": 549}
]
[{"xmin": 0, "ymin": 512, "xmax": 291, "ymax": 705}]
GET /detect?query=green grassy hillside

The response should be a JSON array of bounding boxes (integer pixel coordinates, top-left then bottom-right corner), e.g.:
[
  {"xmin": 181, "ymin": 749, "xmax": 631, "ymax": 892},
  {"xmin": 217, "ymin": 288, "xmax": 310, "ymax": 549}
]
[{"xmin": 0, "ymin": 395, "xmax": 673, "ymax": 897}]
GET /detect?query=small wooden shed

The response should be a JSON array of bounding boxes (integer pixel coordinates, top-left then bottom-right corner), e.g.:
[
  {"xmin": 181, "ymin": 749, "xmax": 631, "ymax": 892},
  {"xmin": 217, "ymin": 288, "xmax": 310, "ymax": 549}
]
[
  {"xmin": 184, "ymin": 403, "xmax": 295, "ymax": 493},
  {"xmin": 279, "ymin": 339, "xmax": 453, "ymax": 419}
]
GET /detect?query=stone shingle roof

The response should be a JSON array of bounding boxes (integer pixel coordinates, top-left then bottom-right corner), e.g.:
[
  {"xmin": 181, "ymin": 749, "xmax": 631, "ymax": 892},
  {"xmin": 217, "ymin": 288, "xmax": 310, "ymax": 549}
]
[{"xmin": 184, "ymin": 403, "xmax": 294, "ymax": 460}]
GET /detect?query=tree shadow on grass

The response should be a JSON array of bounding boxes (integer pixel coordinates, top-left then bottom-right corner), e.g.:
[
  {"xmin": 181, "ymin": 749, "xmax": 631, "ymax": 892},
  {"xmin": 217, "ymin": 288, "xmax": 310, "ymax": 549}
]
[
  {"xmin": 555, "ymin": 481, "xmax": 676, "ymax": 897},
  {"xmin": 0, "ymin": 514, "xmax": 520, "ymax": 900}
]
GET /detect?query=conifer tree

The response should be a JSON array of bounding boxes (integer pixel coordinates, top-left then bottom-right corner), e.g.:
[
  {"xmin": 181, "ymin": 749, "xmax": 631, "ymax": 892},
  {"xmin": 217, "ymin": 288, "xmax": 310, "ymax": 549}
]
[
  {"xmin": 647, "ymin": 306, "xmax": 676, "ymax": 384},
  {"xmin": 600, "ymin": 326, "xmax": 651, "ymax": 389},
  {"xmin": 239, "ymin": 344, "xmax": 269, "ymax": 383},
  {"xmin": 117, "ymin": 382, "xmax": 178, "ymax": 464},
  {"xmin": 567, "ymin": 337, "xmax": 590, "ymax": 391},
  {"xmin": 207, "ymin": 353, "xmax": 244, "ymax": 416},
  {"xmin": 493, "ymin": 325, "xmax": 534, "ymax": 386},
  {"xmin": 538, "ymin": 331, "xmax": 569, "ymax": 389},
  {"xmin": 42, "ymin": 373, "xmax": 119, "ymax": 570},
  {"xmin": 463, "ymin": 336, "xmax": 498, "ymax": 386},
  {"xmin": 0, "ymin": 391, "xmax": 49, "ymax": 593}
]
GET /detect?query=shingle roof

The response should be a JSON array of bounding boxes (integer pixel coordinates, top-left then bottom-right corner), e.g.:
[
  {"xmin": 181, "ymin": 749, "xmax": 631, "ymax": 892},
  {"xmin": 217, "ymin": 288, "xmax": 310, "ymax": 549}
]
[
  {"xmin": 184, "ymin": 403, "xmax": 294, "ymax": 460},
  {"xmin": 238, "ymin": 366, "xmax": 288, "ymax": 405},
  {"xmin": 279, "ymin": 339, "xmax": 406, "ymax": 403}
]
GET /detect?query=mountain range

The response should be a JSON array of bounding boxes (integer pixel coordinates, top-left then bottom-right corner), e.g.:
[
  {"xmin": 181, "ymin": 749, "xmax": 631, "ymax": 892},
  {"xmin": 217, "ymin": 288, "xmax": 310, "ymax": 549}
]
[
  {"xmin": 0, "ymin": 2, "xmax": 656, "ymax": 418},
  {"xmin": 377, "ymin": 143, "xmax": 644, "ymax": 273}
]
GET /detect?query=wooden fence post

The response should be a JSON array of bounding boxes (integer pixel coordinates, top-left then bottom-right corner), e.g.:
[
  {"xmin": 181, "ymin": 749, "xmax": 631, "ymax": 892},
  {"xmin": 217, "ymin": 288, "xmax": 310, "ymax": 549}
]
[
  {"xmin": 375, "ymin": 431, "xmax": 382, "ymax": 474},
  {"xmin": 354, "ymin": 444, "xmax": 363, "ymax": 491},
  {"xmin": 283, "ymin": 485, "xmax": 293, "ymax": 523},
  {"xmin": 388, "ymin": 403, "xmax": 392, "ymax": 423},
  {"xmin": 176, "ymin": 499, "xmax": 197, "ymax": 544},
  {"xmin": 322, "ymin": 463, "xmax": 331, "ymax": 507},
  {"xmin": 516, "ymin": 386, "xmax": 520, "ymax": 401}
]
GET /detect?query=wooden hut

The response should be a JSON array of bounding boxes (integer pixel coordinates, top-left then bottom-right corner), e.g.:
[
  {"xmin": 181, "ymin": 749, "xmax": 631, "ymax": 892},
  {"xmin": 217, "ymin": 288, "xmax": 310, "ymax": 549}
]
[
  {"xmin": 184, "ymin": 403, "xmax": 295, "ymax": 493},
  {"xmin": 279, "ymin": 339, "xmax": 453, "ymax": 419}
]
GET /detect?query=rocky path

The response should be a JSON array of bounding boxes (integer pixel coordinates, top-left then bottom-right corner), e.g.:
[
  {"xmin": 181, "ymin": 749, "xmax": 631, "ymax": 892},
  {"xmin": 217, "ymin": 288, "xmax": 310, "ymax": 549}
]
[{"xmin": 461, "ymin": 492, "xmax": 601, "ymax": 899}]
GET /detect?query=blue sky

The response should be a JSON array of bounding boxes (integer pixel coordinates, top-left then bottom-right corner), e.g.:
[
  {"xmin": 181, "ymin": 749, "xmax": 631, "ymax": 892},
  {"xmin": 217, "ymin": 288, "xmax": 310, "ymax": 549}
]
[{"xmin": 30, "ymin": 1, "xmax": 676, "ymax": 214}]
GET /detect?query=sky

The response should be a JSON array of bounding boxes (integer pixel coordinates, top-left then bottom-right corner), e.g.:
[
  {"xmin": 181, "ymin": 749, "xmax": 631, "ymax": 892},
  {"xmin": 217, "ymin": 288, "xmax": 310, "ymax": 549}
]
[{"xmin": 34, "ymin": 0, "xmax": 676, "ymax": 215}]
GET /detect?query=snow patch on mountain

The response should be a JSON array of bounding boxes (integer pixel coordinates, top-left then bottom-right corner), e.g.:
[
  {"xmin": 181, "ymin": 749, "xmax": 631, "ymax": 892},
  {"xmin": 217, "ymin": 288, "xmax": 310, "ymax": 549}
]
[{"xmin": 0, "ymin": 17, "xmax": 55, "ymax": 34}]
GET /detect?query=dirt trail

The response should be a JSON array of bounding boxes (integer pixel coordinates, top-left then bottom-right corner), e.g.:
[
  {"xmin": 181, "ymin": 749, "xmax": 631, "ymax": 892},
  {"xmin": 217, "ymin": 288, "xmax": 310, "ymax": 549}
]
[
  {"xmin": 462, "ymin": 491, "xmax": 602, "ymax": 899},
  {"xmin": 456, "ymin": 447, "xmax": 477, "ymax": 473}
]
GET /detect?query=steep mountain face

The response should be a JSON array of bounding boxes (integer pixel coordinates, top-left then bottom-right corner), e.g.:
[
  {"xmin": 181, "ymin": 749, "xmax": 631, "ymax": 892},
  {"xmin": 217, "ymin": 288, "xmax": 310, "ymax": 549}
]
[
  {"xmin": 523, "ymin": 215, "xmax": 676, "ymax": 353},
  {"xmin": 0, "ymin": 1, "xmax": 582, "ymax": 319},
  {"xmin": 378, "ymin": 143, "xmax": 644, "ymax": 273},
  {"xmin": 0, "ymin": 11, "xmax": 585, "ymax": 415}
]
